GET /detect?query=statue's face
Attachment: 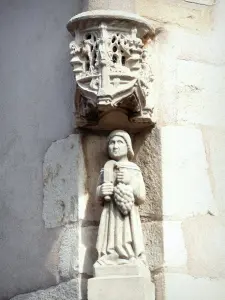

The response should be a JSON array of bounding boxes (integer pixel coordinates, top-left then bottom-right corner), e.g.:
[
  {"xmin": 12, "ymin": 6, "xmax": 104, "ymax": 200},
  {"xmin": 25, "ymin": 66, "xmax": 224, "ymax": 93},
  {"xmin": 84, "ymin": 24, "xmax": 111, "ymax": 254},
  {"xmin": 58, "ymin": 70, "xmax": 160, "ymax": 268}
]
[{"xmin": 108, "ymin": 136, "xmax": 128, "ymax": 161}]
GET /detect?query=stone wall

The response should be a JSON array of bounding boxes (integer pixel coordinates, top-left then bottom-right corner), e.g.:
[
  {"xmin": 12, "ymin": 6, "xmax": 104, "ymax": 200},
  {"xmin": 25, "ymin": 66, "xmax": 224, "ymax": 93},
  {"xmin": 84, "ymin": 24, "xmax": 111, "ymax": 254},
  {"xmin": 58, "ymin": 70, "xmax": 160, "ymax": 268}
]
[
  {"xmin": 136, "ymin": 0, "xmax": 225, "ymax": 298},
  {"xmin": 1, "ymin": 0, "xmax": 225, "ymax": 299}
]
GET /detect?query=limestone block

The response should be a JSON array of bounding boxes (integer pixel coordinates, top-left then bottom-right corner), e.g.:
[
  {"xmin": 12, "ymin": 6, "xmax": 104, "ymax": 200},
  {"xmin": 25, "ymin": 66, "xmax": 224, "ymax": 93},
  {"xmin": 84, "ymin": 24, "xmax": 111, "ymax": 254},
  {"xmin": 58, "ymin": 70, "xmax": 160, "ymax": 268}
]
[
  {"xmin": 184, "ymin": 0, "xmax": 215, "ymax": 5},
  {"xmin": 43, "ymin": 134, "xmax": 87, "ymax": 228},
  {"xmin": 176, "ymin": 61, "xmax": 225, "ymax": 129},
  {"xmin": 79, "ymin": 226, "xmax": 98, "ymax": 276},
  {"xmin": 81, "ymin": 0, "xmax": 135, "ymax": 12},
  {"xmin": 163, "ymin": 273, "xmax": 225, "ymax": 300},
  {"xmin": 160, "ymin": 26, "xmax": 225, "ymax": 66},
  {"xmin": 203, "ymin": 128, "xmax": 225, "ymax": 216},
  {"xmin": 182, "ymin": 215, "xmax": 225, "ymax": 277},
  {"xmin": 153, "ymin": 272, "xmax": 165, "ymax": 300},
  {"xmin": 10, "ymin": 280, "xmax": 78, "ymax": 300},
  {"xmin": 156, "ymin": 45, "xmax": 178, "ymax": 125},
  {"xmin": 94, "ymin": 263, "xmax": 150, "ymax": 277},
  {"xmin": 134, "ymin": 127, "xmax": 162, "ymax": 219},
  {"xmin": 163, "ymin": 221, "xmax": 187, "ymax": 268},
  {"xmin": 136, "ymin": 0, "xmax": 213, "ymax": 30},
  {"xmin": 151, "ymin": 28, "xmax": 178, "ymax": 125},
  {"xmin": 155, "ymin": 27, "xmax": 225, "ymax": 125},
  {"xmin": 59, "ymin": 224, "xmax": 78, "ymax": 280},
  {"xmin": 81, "ymin": 134, "xmax": 107, "ymax": 222},
  {"xmin": 214, "ymin": 0, "xmax": 225, "ymax": 31},
  {"xmin": 161, "ymin": 126, "xmax": 216, "ymax": 218},
  {"xmin": 88, "ymin": 275, "xmax": 155, "ymax": 300},
  {"xmin": 142, "ymin": 222, "xmax": 163, "ymax": 271}
]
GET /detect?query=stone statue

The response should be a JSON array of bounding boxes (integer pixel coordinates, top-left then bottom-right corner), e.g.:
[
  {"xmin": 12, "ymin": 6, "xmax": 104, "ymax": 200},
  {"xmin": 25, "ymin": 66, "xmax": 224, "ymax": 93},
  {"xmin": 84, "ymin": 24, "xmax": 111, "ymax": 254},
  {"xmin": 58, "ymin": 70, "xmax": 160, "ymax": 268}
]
[{"xmin": 95, "ymin": 130, "xmax": 146, "ymax": 266}]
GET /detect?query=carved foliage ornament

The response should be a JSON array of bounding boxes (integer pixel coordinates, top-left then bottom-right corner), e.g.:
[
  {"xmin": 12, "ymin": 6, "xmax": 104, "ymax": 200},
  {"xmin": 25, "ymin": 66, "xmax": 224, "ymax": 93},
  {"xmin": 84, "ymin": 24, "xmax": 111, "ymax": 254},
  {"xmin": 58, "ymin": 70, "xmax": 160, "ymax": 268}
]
[{"xmin": 67, "ymin": 10, "xmax": 155, "ymax": 130}]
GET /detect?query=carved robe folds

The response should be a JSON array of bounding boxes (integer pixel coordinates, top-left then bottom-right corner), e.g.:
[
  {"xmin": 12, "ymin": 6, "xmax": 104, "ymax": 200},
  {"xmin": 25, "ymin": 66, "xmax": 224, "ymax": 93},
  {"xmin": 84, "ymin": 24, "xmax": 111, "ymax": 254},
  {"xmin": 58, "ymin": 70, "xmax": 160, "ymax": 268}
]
[
  {"xmin": 96, "ymin": 162, "xmax": 145, "ymax": 264},
  {"xmin": 88, "ymin": 130, "xmax": 155, "ymax": 300}
]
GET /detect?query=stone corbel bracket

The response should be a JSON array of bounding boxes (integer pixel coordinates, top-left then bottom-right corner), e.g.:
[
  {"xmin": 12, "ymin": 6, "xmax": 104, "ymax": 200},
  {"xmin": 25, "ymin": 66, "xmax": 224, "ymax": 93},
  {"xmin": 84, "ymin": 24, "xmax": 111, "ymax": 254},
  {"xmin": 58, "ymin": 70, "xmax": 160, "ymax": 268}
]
[{"xmin": 67, "ymin": 10, "xmax": 155, "ymax": 132}]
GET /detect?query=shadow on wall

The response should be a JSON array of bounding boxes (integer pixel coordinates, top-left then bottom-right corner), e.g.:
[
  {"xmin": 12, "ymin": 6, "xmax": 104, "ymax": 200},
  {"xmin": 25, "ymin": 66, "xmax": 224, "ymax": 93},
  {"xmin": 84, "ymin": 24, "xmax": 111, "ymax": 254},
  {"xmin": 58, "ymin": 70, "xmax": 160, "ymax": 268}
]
[
  {"xmin": 134, "ymin": 127, "xmax": 164, "ymax": 300},
  {"xmin": 80, "ymin": 127, "xmax": 164, "ymax": 300},
  {"xmin": 80, "ymin": 131, "xmax": 108, "ymax": 300},
  {"xmin": 0, "ymin": 0, "xmax": 79, "ymax": 298}
]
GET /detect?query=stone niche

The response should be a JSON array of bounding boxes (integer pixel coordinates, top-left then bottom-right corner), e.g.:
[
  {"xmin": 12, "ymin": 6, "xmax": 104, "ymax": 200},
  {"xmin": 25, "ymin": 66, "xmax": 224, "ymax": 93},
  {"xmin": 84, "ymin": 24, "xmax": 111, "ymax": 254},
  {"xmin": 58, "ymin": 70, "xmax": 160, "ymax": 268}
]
[{"xmin": 67, "ymin": 10, "xmax": 155, "ymax": 132}]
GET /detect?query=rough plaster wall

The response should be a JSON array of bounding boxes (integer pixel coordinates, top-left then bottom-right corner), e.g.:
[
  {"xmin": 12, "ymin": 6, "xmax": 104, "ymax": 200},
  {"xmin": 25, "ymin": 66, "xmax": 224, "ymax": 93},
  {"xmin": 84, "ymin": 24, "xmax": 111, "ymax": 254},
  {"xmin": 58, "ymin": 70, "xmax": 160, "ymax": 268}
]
[
  {"xmin": 136, "ymin": 0, "xmax": 225, "ymax": 299},
  {"xmin": 0, "ymin": 0, "xmax": 80, "ymax": 299}
]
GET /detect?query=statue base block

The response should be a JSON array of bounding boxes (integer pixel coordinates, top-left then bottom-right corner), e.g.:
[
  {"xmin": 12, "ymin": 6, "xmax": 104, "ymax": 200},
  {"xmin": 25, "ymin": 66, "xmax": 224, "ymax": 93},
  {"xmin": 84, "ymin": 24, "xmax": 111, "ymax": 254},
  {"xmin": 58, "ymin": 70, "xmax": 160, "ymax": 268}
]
[
  {"xmin": 88, "ymin": 264, "xmax": 155, "ymax": 300},
  {"xmin": 88, "ymin": 275, "xmax": 154, "ymax": 300}
]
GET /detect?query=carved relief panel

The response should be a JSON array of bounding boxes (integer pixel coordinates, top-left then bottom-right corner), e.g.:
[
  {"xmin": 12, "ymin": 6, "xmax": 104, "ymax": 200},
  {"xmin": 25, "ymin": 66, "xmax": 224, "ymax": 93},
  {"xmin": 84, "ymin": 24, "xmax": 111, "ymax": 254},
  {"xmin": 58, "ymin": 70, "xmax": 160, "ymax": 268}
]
[{"xmin": 67, "ymin": 10, "xmax": 155, "ymax": 131}]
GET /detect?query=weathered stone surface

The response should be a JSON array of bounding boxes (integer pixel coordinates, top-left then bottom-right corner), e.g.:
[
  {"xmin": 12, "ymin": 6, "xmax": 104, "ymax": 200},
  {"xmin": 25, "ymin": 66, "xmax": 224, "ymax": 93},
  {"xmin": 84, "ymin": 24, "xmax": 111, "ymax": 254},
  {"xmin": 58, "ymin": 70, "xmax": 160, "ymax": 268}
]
[
  {"xmin": 81, "ymin": 134, "xmax": 107, "ymax": 222},
  {"xmin": 80, "ymin": 226, "xmax": 98, "ymax": 276},
  {"xmin": 153, "ymin": 272, "xmax": 165, "ymax": 300},
  {"xmin": 148, "ymin": 1, "xmax": 225, "ymax": 126},
  {"xmin": 10, "ymin": 280, "xmax": 78, "ymax": 300},
  {"xmin": 184, "ymin": 0, "xmax": 215, "ymax": 5},
  {"xmin": 142, "ymin": 222, "xmax": 163, "ymax": 271},
  {"xmin": 43, "ymin": 134, "xmax": 87, "ymax": 228},
  {"xmin": 67, "ymin": 10, "xmax": 154, "ymax": 130},
  {"xmin": 163, "ymin": 273, "xmax": 225, "ymax": 300},
  {"xmin": 177, "ymin": 61, "xmax": 225, "ymax": 129},
  {"xmin": 81, "ymin": 0, "xmax": 135, "ymax": 12},
  {"xmin": 214, "ymin": 0, "xmax": 225, "ymax": 32},
  {"xmin": 59, "ymin": 224, "xmax": 78, "ymax": 280},
  {"xmin": 134, "ymin": 127, "xmax": 162, "ymax": 219},
  {"xmin": 161, "ymin": 126, "xmax": 216, "ymax": 218},
  {"xmin": 159, "ymin": 26, "xmax": 225, "ymax": 66},
  {"xmin": 158, "ymin": 3, "xmax": 225, "ymax": 66},
  {"xmin": 155, "ymin": 40, "xmax": 178, "ymax": 125},
  {"xmin": 203, "ymin": 128, "xmax": 225, "ymax": 216},
  {"xmin": 182, "ymin": 215, "xmax": 225, "ymax": 277},
  {"xmin": 163, "ymin": 221, "xmax": 187, "ymax": 268},
  {"xmin": 94, "ymin": 263, "xmax": 150, "ymax": 277},
  {"xmin": 88, "ymin": 275, "xmax": 154, "ymax": 300},
  {"xmin": 153, "ymin": 23, "xmax": 225, "ymax": 125},
  {"xmin": 136, "ymin": 0, "xmax": 213, "ymax": 30}
]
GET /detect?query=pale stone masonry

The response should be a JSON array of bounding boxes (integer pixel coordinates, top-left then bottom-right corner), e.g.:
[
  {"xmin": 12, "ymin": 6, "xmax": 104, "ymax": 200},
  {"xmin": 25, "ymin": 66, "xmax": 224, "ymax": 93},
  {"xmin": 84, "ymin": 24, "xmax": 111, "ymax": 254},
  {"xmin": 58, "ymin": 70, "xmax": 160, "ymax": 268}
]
[{"xmin": 139, "ymin": 0, "xmax": 225, "ymax": 299}]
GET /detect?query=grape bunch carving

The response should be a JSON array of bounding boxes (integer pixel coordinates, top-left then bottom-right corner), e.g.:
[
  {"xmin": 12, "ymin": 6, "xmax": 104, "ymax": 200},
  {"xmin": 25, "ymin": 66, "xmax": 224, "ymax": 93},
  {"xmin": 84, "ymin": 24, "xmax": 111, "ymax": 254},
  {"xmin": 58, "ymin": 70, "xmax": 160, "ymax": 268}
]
[
  {"xmin": 103, "ymin": 160, "xmax": 135, "ymax": 216},
  {"xmin": 114, "ymin": 182, "xmax": 134, "ymax": 216}
]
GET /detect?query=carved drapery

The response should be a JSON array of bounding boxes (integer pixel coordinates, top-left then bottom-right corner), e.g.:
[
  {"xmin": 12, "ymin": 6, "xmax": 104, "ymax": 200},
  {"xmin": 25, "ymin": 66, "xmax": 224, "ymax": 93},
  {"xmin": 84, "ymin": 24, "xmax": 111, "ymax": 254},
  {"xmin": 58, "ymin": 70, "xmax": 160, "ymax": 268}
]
[{"xmin": 67, "ymin": 10, "xmax": 155, "ymax": 131}]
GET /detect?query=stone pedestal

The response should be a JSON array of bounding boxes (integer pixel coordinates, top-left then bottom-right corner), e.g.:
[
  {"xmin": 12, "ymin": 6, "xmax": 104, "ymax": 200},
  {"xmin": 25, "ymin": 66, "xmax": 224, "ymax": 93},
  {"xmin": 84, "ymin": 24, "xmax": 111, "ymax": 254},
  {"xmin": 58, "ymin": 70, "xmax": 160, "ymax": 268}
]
[{"xmin": 88, "ymin": 263, "xmax": 155, "ymax": 300}]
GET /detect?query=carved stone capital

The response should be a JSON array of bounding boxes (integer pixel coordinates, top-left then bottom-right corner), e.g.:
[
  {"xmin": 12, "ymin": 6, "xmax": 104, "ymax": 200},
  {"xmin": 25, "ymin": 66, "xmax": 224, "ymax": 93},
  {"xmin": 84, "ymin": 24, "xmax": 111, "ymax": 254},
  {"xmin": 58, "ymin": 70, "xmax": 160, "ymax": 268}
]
[{"xmin": 67, "ymin": 10, "xmax": 155, "ymax": 131}]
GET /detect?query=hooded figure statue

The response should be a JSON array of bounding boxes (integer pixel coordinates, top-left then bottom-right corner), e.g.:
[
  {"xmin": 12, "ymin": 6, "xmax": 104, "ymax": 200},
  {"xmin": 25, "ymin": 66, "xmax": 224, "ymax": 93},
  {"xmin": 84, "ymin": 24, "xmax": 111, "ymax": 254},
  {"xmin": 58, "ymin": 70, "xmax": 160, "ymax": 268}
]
[{"xmin": 95, "ymin": 130, "xmax": 146, "ymax": 266}]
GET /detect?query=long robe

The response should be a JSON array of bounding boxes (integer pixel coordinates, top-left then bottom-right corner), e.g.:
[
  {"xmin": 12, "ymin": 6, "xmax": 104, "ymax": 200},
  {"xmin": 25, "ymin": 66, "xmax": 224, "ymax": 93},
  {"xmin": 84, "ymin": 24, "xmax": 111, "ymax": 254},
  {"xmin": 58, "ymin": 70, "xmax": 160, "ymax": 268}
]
[{"xmin": 96, "ymin": 161, "xmax": 146, "ymax": 264}]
